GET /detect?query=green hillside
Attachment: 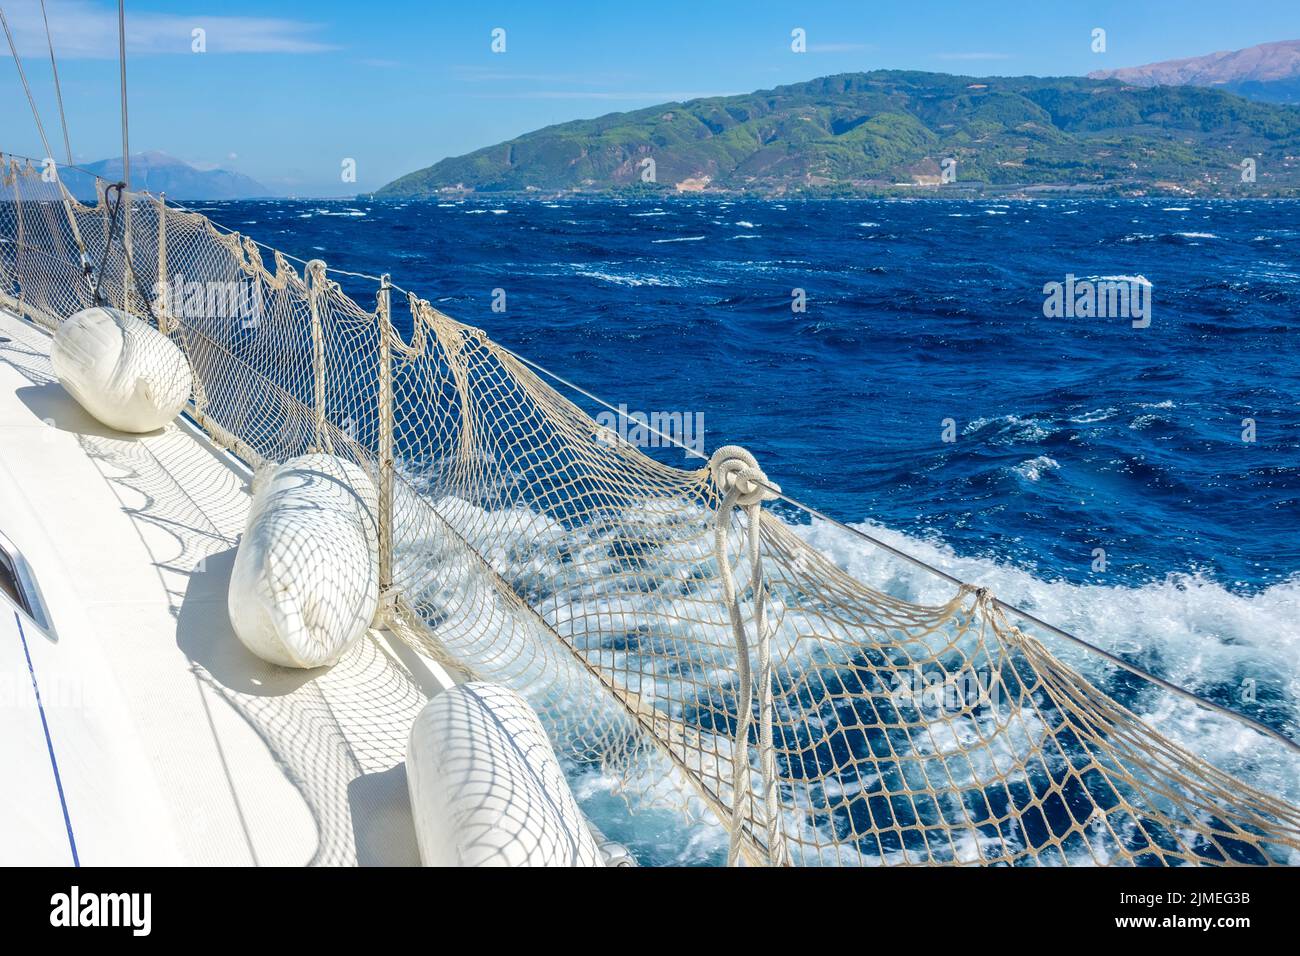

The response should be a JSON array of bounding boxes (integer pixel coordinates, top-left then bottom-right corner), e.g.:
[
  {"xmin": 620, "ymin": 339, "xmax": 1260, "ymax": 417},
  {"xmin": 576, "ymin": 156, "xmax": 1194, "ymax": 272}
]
[{"xmin": 377, "ymin": 71, "xmax": 1300, "ymax": 197}]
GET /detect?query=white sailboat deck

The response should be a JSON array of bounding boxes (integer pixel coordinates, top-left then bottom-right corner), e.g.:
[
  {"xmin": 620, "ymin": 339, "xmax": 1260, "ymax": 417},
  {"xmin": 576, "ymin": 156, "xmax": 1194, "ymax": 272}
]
[{"xmin": 0, "ymin": 307, "xmax": 452, "ymax": 865}]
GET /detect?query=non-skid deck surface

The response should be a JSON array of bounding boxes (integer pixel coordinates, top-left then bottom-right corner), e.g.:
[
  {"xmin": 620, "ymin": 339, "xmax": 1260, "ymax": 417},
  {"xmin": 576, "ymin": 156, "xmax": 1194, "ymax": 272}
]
[{"xmin": 0, "ymin": 309, "xmax": 436, "ymax": 865}]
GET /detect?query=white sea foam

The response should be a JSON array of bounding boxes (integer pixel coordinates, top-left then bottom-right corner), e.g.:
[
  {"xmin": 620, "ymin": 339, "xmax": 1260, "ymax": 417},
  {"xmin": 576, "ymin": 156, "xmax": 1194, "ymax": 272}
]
[
  {"xmin": 651, "ymin": 235, "xmax": 706, "ymax": 243},
  {"xmin": 963, "ymin": 413, "xmax": 1055, "ymax": 443},
  {"xmin": 400, "ymin": 484, "xmax": 1300, "ymax": 861},
  {"xmin": 575, "ymin": 269, "xmax": 676, "ymax": 287},
  {"xmin": 1070, "ymin": 407, "xmax": 1118, "ymax": 424},
  {"xmin": 793, "ymin": 517, "xmax": 1300, "ymax": 806},
  {"xmin": 1011, "ymin": 455, "xmax": 1060, "ymax": 481},
  {"xmin": 1090, "ymin": 273, "xmax": 1153, "ymax": 286},
  {"xmin": 1129, "ymin": 413, "xmax": 1162, "ymax": 430}
]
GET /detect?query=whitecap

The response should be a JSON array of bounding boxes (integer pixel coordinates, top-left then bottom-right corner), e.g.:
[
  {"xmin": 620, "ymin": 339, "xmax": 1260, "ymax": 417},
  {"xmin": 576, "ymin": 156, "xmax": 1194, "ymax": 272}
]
[
  {"xmin": 1011, "ymin": 455, "xmax": 1060, "ymax": 481},
  {"xmin": 1090, "ymin": 274, "xmax": 1153, "ymax": 286},
  {"xmin": 792, "ymin": 517, "xmax": 1300, "ymax": 807},
  {"xmin": 962, "ymin": 413, "xmax": 1055, "ymax": 443},
  {"xmin": 575, "ymin": 269, "xmax": 670, "ymax": 287},
  {"xmin": 1070, "ymin": 407, "xmax": 1118, "ymax": 424},
  {"xmin": 1129, "ymin": 414, "xmax": 1163, "ymax": 430}
]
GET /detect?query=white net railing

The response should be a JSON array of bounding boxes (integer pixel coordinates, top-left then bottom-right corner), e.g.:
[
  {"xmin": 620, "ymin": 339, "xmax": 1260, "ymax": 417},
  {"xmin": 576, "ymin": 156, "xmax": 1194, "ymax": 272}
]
[{"xmin": 2, "ymin": 153, "xmax": 1297, "ymax": 866}]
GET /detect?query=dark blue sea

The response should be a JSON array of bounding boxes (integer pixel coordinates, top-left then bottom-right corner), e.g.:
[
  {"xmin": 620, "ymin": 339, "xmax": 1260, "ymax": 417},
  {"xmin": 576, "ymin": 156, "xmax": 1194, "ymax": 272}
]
[{"xmin": 198, "ymin": 196, "xmax": 1300, "ymax": 862}]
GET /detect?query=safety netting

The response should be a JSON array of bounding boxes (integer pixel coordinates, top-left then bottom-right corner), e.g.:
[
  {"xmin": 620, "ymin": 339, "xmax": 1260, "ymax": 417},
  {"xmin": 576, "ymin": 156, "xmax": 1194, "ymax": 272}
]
[{"xmin": 2, "ymin": 154, "xmax": 1297, "ymax": 866}]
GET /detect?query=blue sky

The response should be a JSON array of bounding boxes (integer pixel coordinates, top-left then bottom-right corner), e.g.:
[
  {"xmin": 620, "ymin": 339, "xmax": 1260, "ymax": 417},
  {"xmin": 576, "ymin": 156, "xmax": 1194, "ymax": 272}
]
[{"xmin": 1, "ymin": 0, "xmax": 1297, "ymax": 195}]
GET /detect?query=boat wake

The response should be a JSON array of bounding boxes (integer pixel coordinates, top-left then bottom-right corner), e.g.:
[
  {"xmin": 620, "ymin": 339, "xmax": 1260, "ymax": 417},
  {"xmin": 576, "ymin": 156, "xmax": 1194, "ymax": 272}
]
[{"xmin": 399, "ymin": 487, "xmax": 1300, "ymax": 865}]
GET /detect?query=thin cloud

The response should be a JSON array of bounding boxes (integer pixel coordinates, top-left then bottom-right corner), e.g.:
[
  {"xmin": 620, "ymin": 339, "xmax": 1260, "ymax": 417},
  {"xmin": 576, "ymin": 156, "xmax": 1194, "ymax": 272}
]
[
  {"xmin": 451, "ymin": 65, "xmax": 632, "ymax": 84},
  {"xmin": 807, "ymin": 42, "xmax": 875, "ymax": 54},
  {"xmin": 3, "ymin": 0, "xmax": 336, "ymax": 57},
  {"xmin": 470, "ymin": 90, "xmax": 731, "ymax": 102},
  {"xmin": 934, "ymin": 52, "xmax": 1013, "ymax": 61}
]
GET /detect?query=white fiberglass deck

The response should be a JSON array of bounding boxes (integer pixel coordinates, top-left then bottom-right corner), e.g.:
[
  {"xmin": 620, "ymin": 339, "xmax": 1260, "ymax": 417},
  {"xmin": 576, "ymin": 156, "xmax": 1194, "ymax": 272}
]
[{"xmin": 0, "ymin": 307, "xmax": 452, "ymax": 865}]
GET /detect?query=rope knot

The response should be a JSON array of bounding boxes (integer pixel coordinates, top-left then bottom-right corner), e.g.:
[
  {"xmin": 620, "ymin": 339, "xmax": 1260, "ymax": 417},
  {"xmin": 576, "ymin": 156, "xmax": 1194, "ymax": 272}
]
[
  {"xmin": 708, "ymin": 443, "xmax": 788, "ymax": 866},
  {"xmin": 709, "ymin": 445, "xmax": 780, "ymax": 508}
]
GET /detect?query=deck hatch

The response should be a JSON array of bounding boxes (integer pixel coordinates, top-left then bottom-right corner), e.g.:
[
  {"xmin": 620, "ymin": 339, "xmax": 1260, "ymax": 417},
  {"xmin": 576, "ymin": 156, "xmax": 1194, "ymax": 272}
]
[{"xmin": 0, "ymin": 529, "xmax": 53, "ymax": 633}]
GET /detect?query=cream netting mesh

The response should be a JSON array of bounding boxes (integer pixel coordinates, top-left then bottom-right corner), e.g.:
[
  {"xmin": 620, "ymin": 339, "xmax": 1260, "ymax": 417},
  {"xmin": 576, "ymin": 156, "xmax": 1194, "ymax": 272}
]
[{"xmin": 2, "ymin": 155, "xmax": 1297, "ymax": 866}]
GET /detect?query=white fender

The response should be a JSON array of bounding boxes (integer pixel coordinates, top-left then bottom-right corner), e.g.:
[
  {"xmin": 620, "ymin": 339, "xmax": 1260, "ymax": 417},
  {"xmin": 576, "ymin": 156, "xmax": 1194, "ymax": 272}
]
[
  {"xmin": 51, "ymin": 306, "xmax": 191, "ymax": 433},
  {"xmin": 228, "ymin": 454, "xmax": 379, "ymax": 669},
  {"xmin": 406, "ymin": 682, "xmax": 605, "ymax": 867}
]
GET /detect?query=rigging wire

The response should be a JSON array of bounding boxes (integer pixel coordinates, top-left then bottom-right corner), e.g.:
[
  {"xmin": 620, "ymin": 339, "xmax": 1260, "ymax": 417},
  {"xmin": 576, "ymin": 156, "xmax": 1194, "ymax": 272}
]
[
  {"xmin": 0, "ymin": 6, "xmax": 58, "ymax": 164},
  {"xmin": 11, "ymin": 135, "xmax": 1292, "ymax": 751},
  {"xmin": 0, "ymin": 157, "xmax": 1288, "ymax": 752},
  {"xmin": 116, "ymin": 0, "xmax": 128, "ymax": 187},
  {"xmin": 0, "ymin": 20, "xmax": 93, "ymax": 278},
  {"xmin": 5, "ymin": 136, "xmax": 1293, "ymax": 753},
  {"xmin": 3, "ymin": 149, "xmax": 106, "ymax": 186},
  {"xmin": 0, "ymin": 145, "xmax": 418, "ymax": 293},
  {"xmin": 500, "ymin": 345, "xmax": 1299, "ymax": 754},
  {"xmin": 38, "ymin": 0, "xmax": 72, "ymax": 167}
]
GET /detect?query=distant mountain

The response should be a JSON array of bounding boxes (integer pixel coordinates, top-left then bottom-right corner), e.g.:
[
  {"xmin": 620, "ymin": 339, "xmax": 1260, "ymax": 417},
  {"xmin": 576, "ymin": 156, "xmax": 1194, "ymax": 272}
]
[
  {"xmin": 1089, "ymin": 39, "xmax": 1300, "ymax": 104},
  {"xmin": 377, "ymin": 71, "xmax": 1300, "ymax": 198},
  {"xmin": 62, "ymin": 151, "xmax": 273, "ymax": 200}
]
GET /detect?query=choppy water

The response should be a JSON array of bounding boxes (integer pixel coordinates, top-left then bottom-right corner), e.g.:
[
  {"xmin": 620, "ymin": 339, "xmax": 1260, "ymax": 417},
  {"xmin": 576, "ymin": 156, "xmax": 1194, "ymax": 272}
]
[{"xmin": 198, "ymin": 196, "xmax": 1300, "ymax": 863}]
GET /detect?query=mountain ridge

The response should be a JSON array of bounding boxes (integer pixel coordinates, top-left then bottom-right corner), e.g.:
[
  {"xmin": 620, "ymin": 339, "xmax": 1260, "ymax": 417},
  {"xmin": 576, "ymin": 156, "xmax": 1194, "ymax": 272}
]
[
  {"xmin": 1088, "ymin": 39, "xmax": 1300, "ymax": 103},
  {"xmin": 61, "ymin": 151, "xmax": 273, "ymax": 200},
  {"xmin": 377, "ymin": 70, "xmax": 1300, "ymax": 198}
]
